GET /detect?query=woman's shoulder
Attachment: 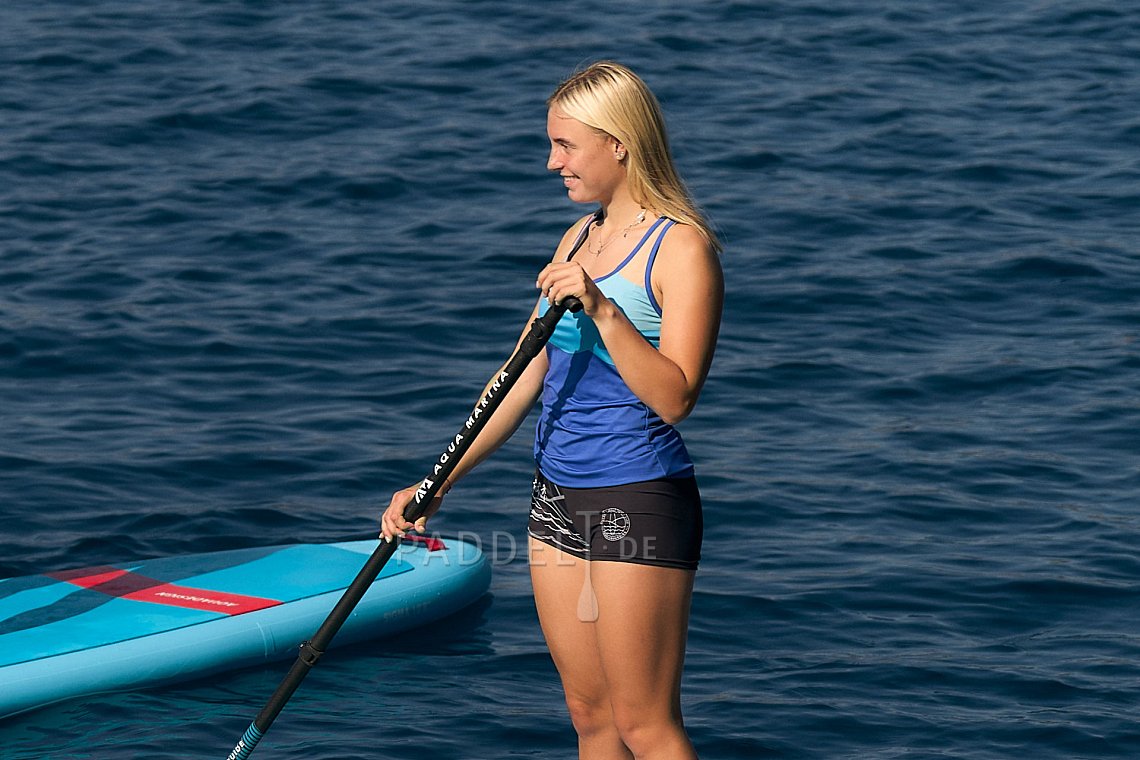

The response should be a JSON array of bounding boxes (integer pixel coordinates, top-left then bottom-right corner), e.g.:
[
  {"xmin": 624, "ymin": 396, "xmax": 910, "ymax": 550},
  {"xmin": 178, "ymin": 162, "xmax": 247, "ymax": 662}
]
[
  {"xmin": 658, "ymin": 219, "xmax": 706, "ymax": 250},
  {"xmin": 651, "ymin": 220, "xmax": 724, "ymax": 295},
  {"xmin": 657, "ymin": 220, "xmax": 721, "ymax": 269}
]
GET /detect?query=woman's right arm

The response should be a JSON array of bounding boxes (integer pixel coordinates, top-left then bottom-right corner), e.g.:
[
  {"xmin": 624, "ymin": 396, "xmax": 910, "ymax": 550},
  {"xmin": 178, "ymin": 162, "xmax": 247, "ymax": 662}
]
[
  {"xmin": 379, "ymin": 309, "xmax": 549, "ymax": 541},
  {"xmin": 379, "ymin": 218, "xmax": 587, "ymax": 541}
]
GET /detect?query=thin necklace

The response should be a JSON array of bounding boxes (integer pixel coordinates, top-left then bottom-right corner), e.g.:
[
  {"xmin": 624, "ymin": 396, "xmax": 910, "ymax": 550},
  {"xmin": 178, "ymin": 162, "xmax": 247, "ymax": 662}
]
[{"xmin": 588, "ymin": 209, "xmax": 646, "ymax": 256}]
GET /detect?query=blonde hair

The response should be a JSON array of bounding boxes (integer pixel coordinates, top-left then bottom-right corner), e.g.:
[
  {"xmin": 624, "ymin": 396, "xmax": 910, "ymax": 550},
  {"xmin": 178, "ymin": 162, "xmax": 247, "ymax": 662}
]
[{"xmin": 547, "ymin": 61, "xmax": 722, "ymax": 254}]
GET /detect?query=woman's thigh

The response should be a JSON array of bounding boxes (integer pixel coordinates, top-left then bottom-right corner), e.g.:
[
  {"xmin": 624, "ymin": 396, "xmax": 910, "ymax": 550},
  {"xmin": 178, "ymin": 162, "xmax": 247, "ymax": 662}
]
[
  {"xmin": 529, "ymin": 536, "xmax": 609, "ymax": 703},
  {"xmin": 530, "ymin": 535, "xmax": 695, "ymax": 715},
  {"xmin": 590, "ymin": 561, "xmax": 695, "ymax": 715}
]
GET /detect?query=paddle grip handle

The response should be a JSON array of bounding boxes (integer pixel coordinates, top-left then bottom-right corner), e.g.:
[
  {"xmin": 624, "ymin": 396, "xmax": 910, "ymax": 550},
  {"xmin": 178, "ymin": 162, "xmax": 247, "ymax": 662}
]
[{"xmin": 560, "ymin": 296, "xmax": 583, "ymax": 313}]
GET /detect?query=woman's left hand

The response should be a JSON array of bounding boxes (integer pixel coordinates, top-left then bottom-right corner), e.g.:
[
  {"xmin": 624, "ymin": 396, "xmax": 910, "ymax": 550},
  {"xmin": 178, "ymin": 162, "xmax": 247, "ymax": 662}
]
[{"xmin": 536, "ymin": 261, "xmax": 608, "ymax": 315}]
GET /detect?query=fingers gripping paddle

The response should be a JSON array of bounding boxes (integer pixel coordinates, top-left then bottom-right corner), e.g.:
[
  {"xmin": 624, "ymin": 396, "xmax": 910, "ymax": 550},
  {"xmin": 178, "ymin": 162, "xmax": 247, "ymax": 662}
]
[{"xmin": 226, "ymin": 215, "xmax": 598, "ymax": 759}]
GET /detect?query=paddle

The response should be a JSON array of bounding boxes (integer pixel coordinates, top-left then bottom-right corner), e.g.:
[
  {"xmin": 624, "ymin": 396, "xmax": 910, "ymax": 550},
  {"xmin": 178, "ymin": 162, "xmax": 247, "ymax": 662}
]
[{"xmin": 225, "ymin": 215, "xmax": 598, "ymax": 759}]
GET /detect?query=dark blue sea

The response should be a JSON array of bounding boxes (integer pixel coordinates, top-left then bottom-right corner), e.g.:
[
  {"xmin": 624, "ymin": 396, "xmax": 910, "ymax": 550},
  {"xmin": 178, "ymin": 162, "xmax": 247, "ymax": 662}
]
[{"xmin": 2, "ymin": 1, "xmax": 1139, "ymax": 757}]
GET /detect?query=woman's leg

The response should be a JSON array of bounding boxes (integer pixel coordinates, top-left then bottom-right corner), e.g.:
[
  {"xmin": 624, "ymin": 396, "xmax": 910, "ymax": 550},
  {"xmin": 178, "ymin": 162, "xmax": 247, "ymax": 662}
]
[
  {"xmin": 530, "ymin": 536, "xmax": 633, "ymax": 760},
  {"xmin": 531, "ymin": 536, "xmax": 698, "ymax": 759},
  {"xmin": 590, "ymin": 560, "xmax": 698, "ymax": 760}
]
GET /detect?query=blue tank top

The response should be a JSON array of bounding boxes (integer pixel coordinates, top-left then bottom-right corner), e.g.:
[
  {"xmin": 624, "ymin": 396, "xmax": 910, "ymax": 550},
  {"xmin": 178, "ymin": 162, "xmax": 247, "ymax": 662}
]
[{"xmin": 534, "ymin": 216, "xmax": 695, "ymax": 487}]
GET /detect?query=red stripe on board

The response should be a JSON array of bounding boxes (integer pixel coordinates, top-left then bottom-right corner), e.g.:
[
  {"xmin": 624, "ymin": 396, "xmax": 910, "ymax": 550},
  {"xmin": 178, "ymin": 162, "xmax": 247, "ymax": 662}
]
[
  {"xmin": 48, "ymin": 567, "xmax": 282, "ymax": 616},
  {"xmin": 122, "ymin": 583, "xmax": 281, "ymax": 615},
  {"xmin": 47, "ymin": 567, "xmax": 131, "ymax": 588}
]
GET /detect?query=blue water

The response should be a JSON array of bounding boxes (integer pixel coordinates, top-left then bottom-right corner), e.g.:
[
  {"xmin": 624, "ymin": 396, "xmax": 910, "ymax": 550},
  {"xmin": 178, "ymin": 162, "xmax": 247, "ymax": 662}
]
[{"xmin": 2, "ymin": 1, "xmax": 1139, "ymax": 757}]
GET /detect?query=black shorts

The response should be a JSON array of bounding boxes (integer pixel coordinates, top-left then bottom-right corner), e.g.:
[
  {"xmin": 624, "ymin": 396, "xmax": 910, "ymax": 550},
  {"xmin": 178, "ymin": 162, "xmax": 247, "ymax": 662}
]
[{"xmin": 528, "ymin": 470, "xmax": 702, "ymax": 570}]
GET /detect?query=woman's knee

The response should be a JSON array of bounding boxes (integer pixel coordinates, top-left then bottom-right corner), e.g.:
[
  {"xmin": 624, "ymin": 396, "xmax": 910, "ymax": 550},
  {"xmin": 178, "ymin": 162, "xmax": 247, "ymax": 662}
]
[
  {"xmin": 611, "ymin": 704, "xmax": 686, "ymax": 756},
  {"xmin": 564, "ymin": 691, "xmax": 615, "ymax": 737}
]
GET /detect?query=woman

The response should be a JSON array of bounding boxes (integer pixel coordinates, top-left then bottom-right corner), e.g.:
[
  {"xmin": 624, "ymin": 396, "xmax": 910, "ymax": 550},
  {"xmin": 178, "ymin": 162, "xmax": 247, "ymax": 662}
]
[{"xmin": 382, "ymin": 61, "xmax": 722, "ymax": 759}]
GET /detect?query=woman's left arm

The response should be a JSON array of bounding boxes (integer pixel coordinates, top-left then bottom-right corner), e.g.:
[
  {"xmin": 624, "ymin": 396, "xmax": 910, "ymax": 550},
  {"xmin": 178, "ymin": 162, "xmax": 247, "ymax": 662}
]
[{"xmin": 537, "ymin": 224, "xmax": 724, "ymax": 425}]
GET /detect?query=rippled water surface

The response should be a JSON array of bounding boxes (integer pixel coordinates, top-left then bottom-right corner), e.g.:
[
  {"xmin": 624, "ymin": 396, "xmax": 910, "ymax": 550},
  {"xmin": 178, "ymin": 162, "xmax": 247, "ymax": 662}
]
[{"xmin": 2, "ymin": 1, "xmax": 1139, "ymax": 758}]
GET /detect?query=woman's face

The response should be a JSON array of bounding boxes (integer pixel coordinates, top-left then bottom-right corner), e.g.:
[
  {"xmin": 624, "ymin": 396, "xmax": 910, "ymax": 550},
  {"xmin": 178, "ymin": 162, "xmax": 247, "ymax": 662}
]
[{"xmin": 546, "ymin": 107, "xmax": 624, "ymax": 204}]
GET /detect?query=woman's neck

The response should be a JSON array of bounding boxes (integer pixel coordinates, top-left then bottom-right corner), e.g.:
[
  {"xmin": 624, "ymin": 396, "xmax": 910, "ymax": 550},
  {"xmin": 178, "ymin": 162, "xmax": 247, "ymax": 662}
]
[{"xmin": 599, "ymin": 197, "xmax": 647, "ymax": 228}]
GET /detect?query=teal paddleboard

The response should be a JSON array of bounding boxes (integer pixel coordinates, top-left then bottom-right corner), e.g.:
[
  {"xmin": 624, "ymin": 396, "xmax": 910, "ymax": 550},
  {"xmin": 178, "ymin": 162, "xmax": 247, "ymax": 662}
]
[{"xmin": 0, "ymin": 535, "xmax": 490, "ymax": 718}]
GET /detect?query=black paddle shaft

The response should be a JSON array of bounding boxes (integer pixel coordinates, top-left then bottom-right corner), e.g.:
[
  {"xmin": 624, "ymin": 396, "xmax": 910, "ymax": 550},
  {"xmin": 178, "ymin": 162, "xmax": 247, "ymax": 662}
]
[{"xmin": 226, "ymin": 295, "xmax": 582, "ymax": 760}]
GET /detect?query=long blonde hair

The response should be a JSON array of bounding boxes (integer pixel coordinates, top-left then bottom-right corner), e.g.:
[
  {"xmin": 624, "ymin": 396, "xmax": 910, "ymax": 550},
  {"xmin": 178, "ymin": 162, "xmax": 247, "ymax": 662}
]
[{"xmin": 547, "ymin": 61, "xmax": 721, "ymax": 254}]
